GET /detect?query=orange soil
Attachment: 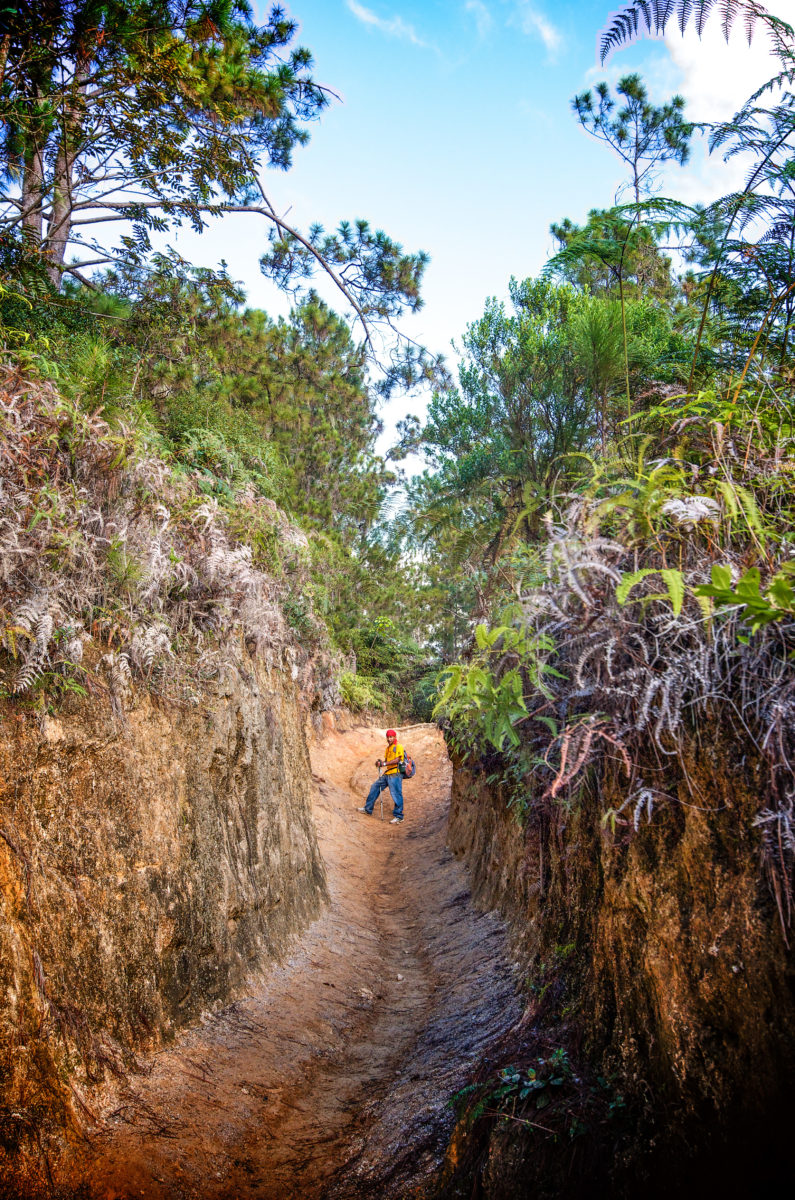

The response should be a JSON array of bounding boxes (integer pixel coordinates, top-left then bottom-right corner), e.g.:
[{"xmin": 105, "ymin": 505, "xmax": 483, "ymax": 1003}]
[{"xmin": 61, "ymin": 722, "xmax": 521, "ymax": 1199}]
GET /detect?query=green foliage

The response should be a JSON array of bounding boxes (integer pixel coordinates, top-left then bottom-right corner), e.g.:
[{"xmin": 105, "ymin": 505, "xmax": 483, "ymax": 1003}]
[
  {"xmin": 0, "ymin": 1, "xmax": 427, "ymax": 327},
  {"xmin": 339, "ymin": 670, "xmax": 389, "ymax": 713},
  {"xmin": 409, "ymin": 669, "xmax": 443, "ymax": 723},
  {"xmin": 451, "ymin": 1048, "xmax": 584, "ymax": 1133},
  {"xmin": 480, "ymin": 1050, "xmax": 573, "ymax": 1112},
  {"xmin": 105, "ymin": 538, "xmax": 144, "ymax": 599},
  {"xmin": 695, "ymin": 564, "xmax": 795, "ymax": 635},
  {"xmin": 573, "ymin": 73, "xmax": 693, "ymax": 202},
  {"xmin": 351, "ymin": 617, "xmax": 402, "ymax": 677},
  {"xmin": 341, "ymin": 616, "xmax": 431, "ymax": 717},
  {"xmin": 434, "ymin": 619, "xmax": 562, "ymax": 755},
  {"xmin": 218, "ymin": 294, "xmax": 383, "ymax": 533},
  {"xmin": 436, "ymin": 661, "xmax": 527, "ymax": 753},
  {"xmin": 176, "ymin": 428, "xmax": 284, "ymax": 501},
  {"xmin": 281, "ymin": 594, "xmax": 316, "ymax": 639},
  {"xmin": 617, "ymin": 568, "xmax": 685, "ymax": 616},
  {"xmin": 549, "ymin": 208, "xmax": 676, "ymax": 303},
  {"xmin": 408, "ymin": 277, "xmax": 595, "ymax": 650}
]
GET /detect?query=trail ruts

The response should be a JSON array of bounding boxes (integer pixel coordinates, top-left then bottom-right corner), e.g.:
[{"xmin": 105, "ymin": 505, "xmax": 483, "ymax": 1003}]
[{"xmin": 60, "ymin": 722, "xmax": 521, "ymax": 1199}]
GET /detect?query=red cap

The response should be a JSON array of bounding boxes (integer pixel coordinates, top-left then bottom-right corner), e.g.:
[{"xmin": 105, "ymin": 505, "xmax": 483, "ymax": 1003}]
[{"xmin": 386, "ymin": 729, "xmax": 397, "ymax": 738}]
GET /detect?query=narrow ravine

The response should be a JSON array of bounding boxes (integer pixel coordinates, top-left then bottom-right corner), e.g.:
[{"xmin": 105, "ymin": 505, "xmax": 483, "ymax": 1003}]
[{"xmin": 59, "ymin": 723, "xmax": 522, "ymax": 1199}]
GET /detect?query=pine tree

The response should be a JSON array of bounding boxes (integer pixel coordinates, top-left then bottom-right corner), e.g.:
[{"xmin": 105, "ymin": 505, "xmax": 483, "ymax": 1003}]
[
  {"xmin": 0, "ymin": 2, "xmax": 426, "ymax": 326},
  {"xmin": 573, "ymin": 74, "xmax": 693, "ymax": 203}
]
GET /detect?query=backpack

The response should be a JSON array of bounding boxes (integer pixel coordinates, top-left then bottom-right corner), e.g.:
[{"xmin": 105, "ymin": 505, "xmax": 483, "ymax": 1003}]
[{"xmin": 400, "ymin": 753, "xmax": 416, "ymax": 780}]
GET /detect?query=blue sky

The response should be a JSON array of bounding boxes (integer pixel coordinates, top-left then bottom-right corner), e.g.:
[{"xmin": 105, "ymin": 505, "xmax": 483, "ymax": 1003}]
[{"xmin": 170, "ymin": 0, "xmax": 787, "ymax": 436}]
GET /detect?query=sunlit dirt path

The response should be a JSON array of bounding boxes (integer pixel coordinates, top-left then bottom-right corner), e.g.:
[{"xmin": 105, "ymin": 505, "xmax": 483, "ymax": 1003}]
[{"xmin": 61, "ymin": 722, "xmax": 521, "ymax": 1199}]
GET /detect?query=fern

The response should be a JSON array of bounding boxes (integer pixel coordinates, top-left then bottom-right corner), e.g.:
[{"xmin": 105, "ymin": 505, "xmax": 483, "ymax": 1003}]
[
  {"xmin": 616, "ymin": 568, "xmax": 686, "ymax": 616},
  {"xmin": 11, "ymin": 659, "xmax": 44, "ymax": 694},
  {"xmin": 599, "ymin": 1, "xmax": 794, "ymax": 63},
  {"xmin": 62, "ymin": 631, "xmax": 86, "ymax": 665},
  {"xmin": 129, "ymin": 624, "xmax": 173, "ymax": 676},
  {"xmin": 0, "ymin": 364, "xmax": 331, "ymax": 715}
]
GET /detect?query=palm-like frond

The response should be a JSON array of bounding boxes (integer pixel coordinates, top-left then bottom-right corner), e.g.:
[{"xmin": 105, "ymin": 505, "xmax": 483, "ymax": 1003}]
[{"xmin": 599, "ymin": 1, "xmax": 794, "ymax": 63}]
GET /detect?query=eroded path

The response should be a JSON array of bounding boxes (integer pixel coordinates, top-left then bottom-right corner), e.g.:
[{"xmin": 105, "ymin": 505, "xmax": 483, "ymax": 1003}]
[{"xmin": 64, "ymin": 723, "xmax": 521, "ymax": 1199}]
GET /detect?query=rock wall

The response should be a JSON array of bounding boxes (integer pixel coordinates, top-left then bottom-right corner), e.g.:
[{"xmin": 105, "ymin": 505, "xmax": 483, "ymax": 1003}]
[
  {"xmin": 0, "ymin": 657, "xmax": 326, "ymax": 1175},
  {"xmin": 445, "ymin": 736, "xmax": 795, "ymax": 1195}
]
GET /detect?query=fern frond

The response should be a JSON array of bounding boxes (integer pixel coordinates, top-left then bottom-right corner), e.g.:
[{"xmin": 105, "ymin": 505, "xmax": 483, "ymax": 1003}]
[
  {"xmin": 599, "ymin": 1, "xmax": 794, "ymax": 63},
  {"xmin": 129, "ymin": 624, "xmax": 173, "ymax": 675},
  {"xmin": 11, "ymin": 659, "xmax": 43, "ymax": 694}
]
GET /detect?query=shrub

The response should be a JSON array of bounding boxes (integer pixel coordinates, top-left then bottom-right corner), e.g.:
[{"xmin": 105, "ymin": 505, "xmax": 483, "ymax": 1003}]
[
  {"xmin": 339, "ymin": 670, "xmax": 389, "ymax": 712},
  {"xmin": 411, "ymin": 669, "xmax": 443, "ymax": 722}
]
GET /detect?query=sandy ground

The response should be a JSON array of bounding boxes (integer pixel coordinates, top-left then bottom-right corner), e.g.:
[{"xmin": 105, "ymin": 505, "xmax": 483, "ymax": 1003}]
[{"xmin": 61, "ymin": 722, "xmax": 521, "ymax": 1199}]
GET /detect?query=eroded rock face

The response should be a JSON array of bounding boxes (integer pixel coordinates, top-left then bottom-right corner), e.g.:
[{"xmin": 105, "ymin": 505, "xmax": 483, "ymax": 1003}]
[
  {"xmin": 0, "ymin": 660, "xmax": 326, "ymax": 1161},
  {"xmin": 446, "ymin": 738, "xmax": 795, "ymax": 1194}
]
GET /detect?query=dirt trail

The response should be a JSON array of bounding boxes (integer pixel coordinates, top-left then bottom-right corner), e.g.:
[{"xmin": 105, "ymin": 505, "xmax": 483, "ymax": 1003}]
[{"xmin": 63, "ymin": 723, "xmax": 521, "ymax": 1199}]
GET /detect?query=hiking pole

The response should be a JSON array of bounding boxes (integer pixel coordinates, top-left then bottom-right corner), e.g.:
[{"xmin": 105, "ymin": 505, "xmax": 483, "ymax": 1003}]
[{"xmin": 378, "ymin": 766, "xmax": 384, "ymax": 821}]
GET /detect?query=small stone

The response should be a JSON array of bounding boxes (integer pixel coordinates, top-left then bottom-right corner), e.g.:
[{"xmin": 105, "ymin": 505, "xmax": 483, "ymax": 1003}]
[{"xmin": 396, "ymin": 974, "xmax": 404, "ymax": 981}]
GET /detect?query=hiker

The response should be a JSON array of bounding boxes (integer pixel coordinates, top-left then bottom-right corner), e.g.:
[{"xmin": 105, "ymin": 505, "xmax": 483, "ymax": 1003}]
[{"xmin": 358, "ymin": 729, "xmax": 405, "ymax": 824}]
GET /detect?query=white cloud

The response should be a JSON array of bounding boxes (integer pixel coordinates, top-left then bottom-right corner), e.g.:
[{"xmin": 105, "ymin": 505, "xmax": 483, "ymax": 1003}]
[
  {"xmin": 658, "ymin": 0, "xmax": 791, "ymax": 202},
  {"xmin": 345, "ymin": 1, "xmax": 430, "ymax": 49},
  {"xmin": 664, "ymin": 1, "xmax": 790, "ymax": 122},
  {"xmin": 579, "ymin": 4, "xmax": 792, "ymax": 205},
  {"xmin": 513, "ymin": 2, "xmax": 563, "ymax": 57},
  {"xmin": 465, "ymin": 0, "xmax": 493, "ymax": 39}
]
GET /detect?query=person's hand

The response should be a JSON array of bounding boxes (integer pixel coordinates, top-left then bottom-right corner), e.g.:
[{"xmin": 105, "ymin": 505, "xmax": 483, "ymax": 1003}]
[{"xmin": 375, "ymin": 759, "xmax": 382, "ymax": 768}]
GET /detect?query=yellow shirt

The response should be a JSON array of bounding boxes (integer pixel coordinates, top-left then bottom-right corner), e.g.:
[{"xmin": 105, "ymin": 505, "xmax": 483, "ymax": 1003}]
[{"xmin": 384, "ymin": 742, "xmax": 405, "ymax": 775}]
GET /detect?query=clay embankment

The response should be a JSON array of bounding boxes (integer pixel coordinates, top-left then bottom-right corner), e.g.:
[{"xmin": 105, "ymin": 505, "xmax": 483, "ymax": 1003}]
[
  {"xmin": 0, "ymin": 661, "xmax": 326, "ymax": 1193},
  {"xmin": 446, "ymin": 743, "xmax": 795, "ymax": 1195},
  {"xmin": 59, "ymin": 722, "xmax": 521, "ymax": 1199}
]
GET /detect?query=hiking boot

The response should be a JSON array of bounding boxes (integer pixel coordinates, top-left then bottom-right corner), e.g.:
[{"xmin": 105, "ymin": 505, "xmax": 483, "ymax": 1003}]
[
  {"xmin": 357, "ymin": 806, "xmax": 372, "ymax": 815},
  {"xmin": 389, "ymin": 817, "xmax": 403, "ymax": 824}
]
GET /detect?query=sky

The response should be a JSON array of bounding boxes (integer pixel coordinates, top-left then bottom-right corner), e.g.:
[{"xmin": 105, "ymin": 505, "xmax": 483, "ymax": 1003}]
[{"xmin": 167, "ymin": 0, "xmax": 793, "ymax": 443}]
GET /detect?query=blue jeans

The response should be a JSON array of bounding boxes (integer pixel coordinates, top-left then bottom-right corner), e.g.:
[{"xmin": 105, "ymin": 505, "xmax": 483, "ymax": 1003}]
[{"xmin": 365, "ymin": 772, "xmax": 403, "ymax": 819}]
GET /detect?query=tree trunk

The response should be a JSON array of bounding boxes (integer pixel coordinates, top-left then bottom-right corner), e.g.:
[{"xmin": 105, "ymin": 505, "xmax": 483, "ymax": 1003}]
[
  {"xmin": 45, "ymin": 149, "xmax": 78, "ymax": 287},
  {"xmin": 21, "ymin": 140, "xmax": 45, "ymax": 245},
  {"xmin": 45, "ymin": 69, "xmax": 88, "ymax": 288},
  {"xmin": 0, "ymin": 33, "xmax": 10, "ymax": 91}
]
